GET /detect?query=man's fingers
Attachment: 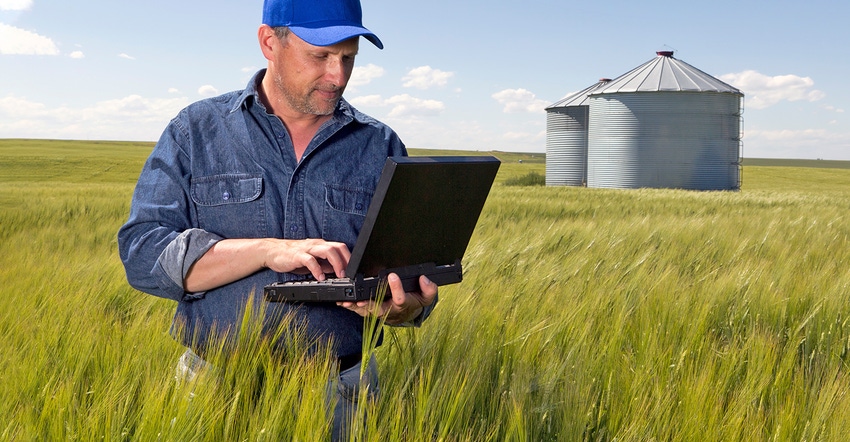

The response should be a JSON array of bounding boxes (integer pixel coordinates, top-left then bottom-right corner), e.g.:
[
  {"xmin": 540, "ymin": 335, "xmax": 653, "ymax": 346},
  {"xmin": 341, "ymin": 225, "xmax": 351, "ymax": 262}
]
[
  {"xmin": 418, "ymin": 275, "xmax": 438, "ymax": 304},
  {"xmin": 338, "ymin": 273, "xmax": 438, "ymax": 325},
  {"xmin": 308, "ymin": 241, "xmax": 350, "ymax": 278},
  {"xmin": 265, "ymin": 239, "xmax": 351, "ymax": 279},
  {"xmin": 387, "ymin": 273, "xmax": 406, "ymax": 305},
  {"xmin": 297, "ymin": 252, "xmax": 327, "ymax": 281}
]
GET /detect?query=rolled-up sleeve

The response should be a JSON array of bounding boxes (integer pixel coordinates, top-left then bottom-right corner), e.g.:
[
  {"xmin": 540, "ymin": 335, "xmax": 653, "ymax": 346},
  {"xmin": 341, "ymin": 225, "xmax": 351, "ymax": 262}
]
[
  {"xmin": 155, "ymin": 228, "xmax": 222, "ymax": 301},
  {"xmin": 118, "ymin": 116, "xmax": 220, "ymax": 302}
]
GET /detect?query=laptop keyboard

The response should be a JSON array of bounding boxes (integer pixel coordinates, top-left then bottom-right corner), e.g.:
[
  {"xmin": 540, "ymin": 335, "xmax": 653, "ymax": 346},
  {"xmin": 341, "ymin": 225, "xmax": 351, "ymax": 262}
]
[{"xmin": 286, "ymin": 277, "xmax": 353, "ymax": 286}]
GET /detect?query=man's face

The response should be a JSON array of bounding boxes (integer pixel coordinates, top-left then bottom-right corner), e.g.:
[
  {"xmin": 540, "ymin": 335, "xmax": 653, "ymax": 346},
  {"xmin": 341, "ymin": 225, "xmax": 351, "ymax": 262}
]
[{"xmin": 272, "ymin": 32, "xmax": 359, "ymax": 117}]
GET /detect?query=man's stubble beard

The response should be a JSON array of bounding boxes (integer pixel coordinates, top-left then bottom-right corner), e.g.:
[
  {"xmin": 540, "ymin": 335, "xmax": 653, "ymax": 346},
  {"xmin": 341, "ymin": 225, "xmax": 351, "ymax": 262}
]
[{"xmin": 274, "ymin": 73, "xmax": 341, "ymax": 117}]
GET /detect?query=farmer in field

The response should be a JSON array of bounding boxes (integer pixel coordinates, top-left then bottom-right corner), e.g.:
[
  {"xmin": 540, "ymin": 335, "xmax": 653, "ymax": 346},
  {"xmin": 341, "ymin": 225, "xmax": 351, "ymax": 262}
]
[{"xmin": 117, "ymin": 0, "xmax": 437, "ymax": 438}]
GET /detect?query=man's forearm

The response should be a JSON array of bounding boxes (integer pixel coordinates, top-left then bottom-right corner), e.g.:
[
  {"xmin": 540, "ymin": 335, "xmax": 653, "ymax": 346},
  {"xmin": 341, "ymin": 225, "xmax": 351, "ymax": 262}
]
[
  {"xmin": 183, "ymin": 237, "xmax": 352, "ymax": 293},
  {"xmin": 183, "ymin": 238, "xmax": 270, "ymax": 293}
]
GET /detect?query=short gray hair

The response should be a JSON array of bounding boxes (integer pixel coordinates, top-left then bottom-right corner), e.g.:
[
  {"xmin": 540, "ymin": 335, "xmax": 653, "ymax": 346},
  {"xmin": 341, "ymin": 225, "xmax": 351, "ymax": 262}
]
[{"xmin": 273, "ymin": 26, "xmax": 291, "ymax": 42}]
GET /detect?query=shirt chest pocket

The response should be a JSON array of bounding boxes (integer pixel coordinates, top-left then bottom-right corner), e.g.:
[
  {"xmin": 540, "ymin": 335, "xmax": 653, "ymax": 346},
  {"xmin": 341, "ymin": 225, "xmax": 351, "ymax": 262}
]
[
  {"xmin": 322, "ymin": 184, "xmax": 373, "ymax": 246},
  {"xmin": 191, "ymin": 174, "xmax": 267, "ymax": 238}
]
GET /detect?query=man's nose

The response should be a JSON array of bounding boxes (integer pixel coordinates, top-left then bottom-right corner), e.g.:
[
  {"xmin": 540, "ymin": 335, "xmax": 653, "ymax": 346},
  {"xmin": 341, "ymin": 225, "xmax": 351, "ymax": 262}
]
[{"xmin": 325, "ymin": 58, "xmax": 350, "ymax": 87}]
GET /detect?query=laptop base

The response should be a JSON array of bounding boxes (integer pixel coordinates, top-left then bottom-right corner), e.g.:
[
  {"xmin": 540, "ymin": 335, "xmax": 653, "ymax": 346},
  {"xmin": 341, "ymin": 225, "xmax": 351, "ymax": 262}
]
[{"xmin": 264, "ymin": 261, "xmax": 463, "ymax": 303}]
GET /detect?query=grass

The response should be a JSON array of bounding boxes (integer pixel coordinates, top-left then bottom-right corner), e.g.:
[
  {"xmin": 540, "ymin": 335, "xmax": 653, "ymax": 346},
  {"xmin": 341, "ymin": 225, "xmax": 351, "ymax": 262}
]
[
  {"xmin": 503, "ymin": 171, "xmax": 546, "ymax": 187},
  {"xmin": 2, "ymin": 139, "xmax": 850, "ymax": 440}
]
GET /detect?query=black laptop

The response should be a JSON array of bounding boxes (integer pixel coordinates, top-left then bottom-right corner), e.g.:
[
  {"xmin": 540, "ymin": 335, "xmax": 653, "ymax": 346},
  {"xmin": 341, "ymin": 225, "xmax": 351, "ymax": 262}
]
[{"xmin": 263, "ymin": 155, "xmax": 501, "ymax": 302}]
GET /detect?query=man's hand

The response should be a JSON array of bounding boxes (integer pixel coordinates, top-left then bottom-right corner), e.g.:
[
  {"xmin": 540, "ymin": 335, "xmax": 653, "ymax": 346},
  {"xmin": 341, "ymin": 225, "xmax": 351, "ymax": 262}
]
[
  {"xmin": 261, "ymin": 238, "xmax": 351, "ymax": 280},
  {"xmin": 337, "ymin": 273, "xmax": 438, "ymax": 325},
  {"xmin": 184, "ymin": 237, "xmax": 350, "ymax": 293}
]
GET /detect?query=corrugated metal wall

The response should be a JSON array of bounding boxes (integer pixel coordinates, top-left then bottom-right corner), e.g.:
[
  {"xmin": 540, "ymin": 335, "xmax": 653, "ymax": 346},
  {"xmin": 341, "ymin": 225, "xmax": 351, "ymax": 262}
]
[
  {"xmin": 545, "ymin": 106, "xmax": 588, "ymax": 186},
  {"xmin": 587, "ymin": 91, "xmax": 742, "ymax": 190}
]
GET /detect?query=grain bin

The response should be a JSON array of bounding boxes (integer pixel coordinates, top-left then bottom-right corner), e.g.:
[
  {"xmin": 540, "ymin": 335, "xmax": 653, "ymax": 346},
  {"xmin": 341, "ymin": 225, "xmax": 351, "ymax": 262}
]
[
  {"xmin": 545, "ymin": 79, "xmax": 610, "ymax": 186},
  {"xmin": 586, "ymin": 51, "xmax": 743, "ymax": 190}
]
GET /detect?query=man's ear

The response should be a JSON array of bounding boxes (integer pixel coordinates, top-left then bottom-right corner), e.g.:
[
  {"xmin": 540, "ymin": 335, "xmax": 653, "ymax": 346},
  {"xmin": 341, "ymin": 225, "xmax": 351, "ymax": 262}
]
[{"xmin": 257, "ymin": 25, "xmax": 278, "ymax": 61}]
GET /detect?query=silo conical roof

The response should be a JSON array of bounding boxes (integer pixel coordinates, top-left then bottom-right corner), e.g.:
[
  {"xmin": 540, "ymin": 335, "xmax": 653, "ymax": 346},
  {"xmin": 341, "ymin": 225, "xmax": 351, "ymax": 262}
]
[
  {"xmin": 546, "ymin": 78, "xmax": 612, "ymax": 109},
  {"xmin": 593, "ymin": 51, "xmax": 742, "ymax": 95}
]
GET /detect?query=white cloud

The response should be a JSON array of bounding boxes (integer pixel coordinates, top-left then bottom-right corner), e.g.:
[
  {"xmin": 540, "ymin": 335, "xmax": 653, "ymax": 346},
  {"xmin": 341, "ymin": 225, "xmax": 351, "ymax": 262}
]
[
  {"xmin": 389, "ymin": 118, "xmax": 484, "ymax": 151},
  {"xmin": 118, "ymin": 53, "xmax": 135, "ymax": 60},
  {"xmin": 348, "ymin": 94, "xmax": 384, "ymax": 107},
  {"xmin": 384, "ymin": 115, "xmax": 545, "ymax": 153},
  {"xmin": 0, "ymin": 94, "xmax": 189, "ymax": 141},
  {"xmin": 0, "ymin": 0, "xmax": 32, "ymax": 11},
  {"xmin": 503, "ymin": 131, "xmax": 535, "ymax": 141},
  {"xmin": 498, "ymin": 123, "xmax": 546, "ymax": 148},
  {"xmin": 720, "ymin": 70, "xmax": 825, "ymax": 110},
  {"xmin": 745, "ymin": 128, "xmax": 850, "ymax": 160},
  {"xmin": 349, "ymin": 63, "xmax": 384, "ymax": 88},
  {"xmin": 0, "ymin": 95, "xmax": 45, "ymax": 115},
  {"xmin": 69, "ymin": 51, "xmax": 84, "ymax": 59},
  {"xmin": 198, "ymin": 85, "xmax": 218, "ymax": 97},
  {"xmin": 350, "ymin": 93, "xmax": 444, "ymax": 118},
  {"xmin": 0, "ymin": 23, "xmax": 59, "ymax": 55},
  {"xmin": 402, "ymin": 66, "xmax": 454, "ymax": 90},
  {"xmin": 168, "ymin": 88, "xmax": 180, "ymax": 94},
  {"xmin": 385, "ymin": 94, "xmax": 444, "ymax": 117},
  {"xmin": 492, "ymin": 88, "xmax": 548, "ymax": 114}
]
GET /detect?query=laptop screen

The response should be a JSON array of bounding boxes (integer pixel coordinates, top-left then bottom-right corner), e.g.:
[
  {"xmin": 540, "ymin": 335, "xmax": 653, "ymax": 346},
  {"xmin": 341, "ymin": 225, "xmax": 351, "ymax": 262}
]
[{"xmin": 347, "ymin": 156, "xmax": 501, "ymax": 278}]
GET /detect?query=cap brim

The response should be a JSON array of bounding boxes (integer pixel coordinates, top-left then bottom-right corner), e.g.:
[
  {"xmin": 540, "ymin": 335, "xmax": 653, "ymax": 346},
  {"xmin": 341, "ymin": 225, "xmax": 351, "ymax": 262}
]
[{"xmin": 290, "ymin": 25, "xmax": 383, "ymax": 49}]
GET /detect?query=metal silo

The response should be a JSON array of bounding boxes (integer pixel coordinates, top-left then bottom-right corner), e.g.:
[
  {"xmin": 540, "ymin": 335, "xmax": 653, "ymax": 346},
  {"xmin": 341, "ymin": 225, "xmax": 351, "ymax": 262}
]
[
  {"xmin": 545, "ymin": 79, "xmax": 610, "ymax": 186},
  {"xmin": 586, "ymin": 51, "xmax": 744, "ymax": 190}
]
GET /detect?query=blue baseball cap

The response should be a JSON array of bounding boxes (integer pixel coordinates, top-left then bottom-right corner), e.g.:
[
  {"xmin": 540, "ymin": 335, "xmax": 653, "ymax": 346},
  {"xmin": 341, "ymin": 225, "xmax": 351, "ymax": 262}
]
[{"xmin": 262, "ymin": 0, "xmax": 384, "ymax": 49}]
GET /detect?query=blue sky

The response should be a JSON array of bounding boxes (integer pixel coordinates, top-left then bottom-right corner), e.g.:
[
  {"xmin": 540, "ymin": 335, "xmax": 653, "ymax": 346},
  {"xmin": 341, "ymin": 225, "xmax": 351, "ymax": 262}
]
[{"xmin": 1, "ymin": 0, "xmax": 848, "ymax": 160}]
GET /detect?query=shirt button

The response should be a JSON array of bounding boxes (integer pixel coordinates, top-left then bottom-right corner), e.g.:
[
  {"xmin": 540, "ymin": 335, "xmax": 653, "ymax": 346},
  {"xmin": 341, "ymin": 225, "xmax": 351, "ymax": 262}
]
[
  {"xmin": 290, "ymin": 225, "xmax": 298, "ymax": 232},
  {"xmin": 222, "ymin": 191, "xmax": 231, "ymax": 201},
  {"xmin": 355, "ymin": 203, "xmax": 363, "ymax": 210}
]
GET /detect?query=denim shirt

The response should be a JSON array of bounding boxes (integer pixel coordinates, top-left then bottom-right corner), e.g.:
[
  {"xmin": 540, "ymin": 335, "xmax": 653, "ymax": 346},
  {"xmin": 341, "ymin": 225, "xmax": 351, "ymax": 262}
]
[{"xmin": 118, "ymin": 69, "xmax": 428, "ymax": 359}]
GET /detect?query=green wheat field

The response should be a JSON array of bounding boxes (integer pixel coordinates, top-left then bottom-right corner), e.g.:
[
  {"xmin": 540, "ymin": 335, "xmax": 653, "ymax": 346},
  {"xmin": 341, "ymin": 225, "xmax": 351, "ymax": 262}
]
[{"xmin": 2, "ymin": 139, "xmax": 850, "ymax": 441}]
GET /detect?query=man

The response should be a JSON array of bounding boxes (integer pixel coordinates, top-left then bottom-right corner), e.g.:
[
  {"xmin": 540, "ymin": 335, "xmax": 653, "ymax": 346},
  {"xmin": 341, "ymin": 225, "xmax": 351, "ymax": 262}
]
[{"xmin": 117, "ymin": 0, "xmax": 437, "ymax": 437}]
